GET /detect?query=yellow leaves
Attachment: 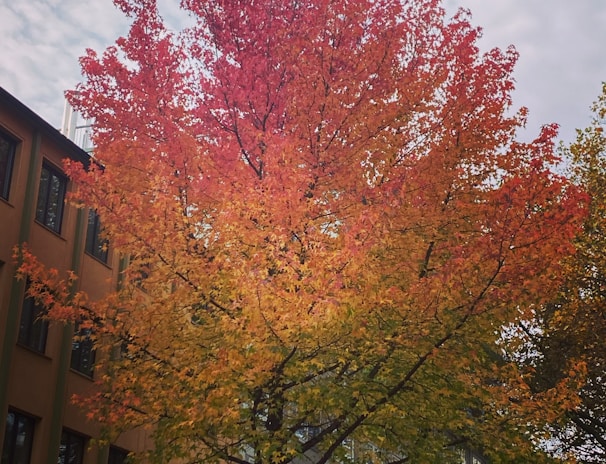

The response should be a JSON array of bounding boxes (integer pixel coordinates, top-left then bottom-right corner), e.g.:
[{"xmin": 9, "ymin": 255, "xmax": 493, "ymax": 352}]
[{"xmin": 14, "ymin": 0, "xmax": 592, "ymax": 461}]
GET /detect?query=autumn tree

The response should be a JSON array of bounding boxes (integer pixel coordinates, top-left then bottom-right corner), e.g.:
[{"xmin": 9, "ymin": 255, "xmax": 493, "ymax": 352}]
[
  {"xmin": 19, "ymin": 0, "xmax": 588, "ymax": 462},
  {"xmin": 505, "ymin": 83, "xmax": 606, "ymax": 463}
]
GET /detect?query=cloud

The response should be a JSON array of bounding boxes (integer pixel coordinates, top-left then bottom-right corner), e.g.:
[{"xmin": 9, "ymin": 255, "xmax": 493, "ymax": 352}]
[
  {"xmin": 0, "ymin": 0, "xmax": 129, "ymax": 127},
  {"xmin": 454, "ymin": 0, "xmax": 606, "ymax": 142}
]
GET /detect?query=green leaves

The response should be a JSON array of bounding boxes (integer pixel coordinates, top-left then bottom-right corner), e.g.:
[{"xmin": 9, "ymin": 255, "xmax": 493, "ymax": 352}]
[{"xmin": 18, "ymin": 1, "xmax": 589, "ymax": 462}]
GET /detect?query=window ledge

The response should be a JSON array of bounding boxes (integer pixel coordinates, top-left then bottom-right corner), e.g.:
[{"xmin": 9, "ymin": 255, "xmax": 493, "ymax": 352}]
[
  {"xmin": 69, "ymin": 368, "xmax": 95, "ymax": 381},
  {"xmin": 84, "ymin": 251, "xmax": 112, "ymax": 269},
  {"xmin": 34, "ymin": 220, "xmax": 66, "ymax": 240},
  {"xmin": 15, "ymin": 342, "xmax": 52, "ymax": 360},
  {"xmin": 0, "ymin": 196, "xmax": 15, "ymax": 208}
]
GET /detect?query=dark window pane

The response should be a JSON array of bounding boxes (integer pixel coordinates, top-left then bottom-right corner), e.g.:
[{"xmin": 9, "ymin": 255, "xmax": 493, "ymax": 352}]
[
  {"xmin": 0, "ymin": 130, "xmax": 16, "ymax": 200},
  {"xmin": 85, "ymin": 210, "xmax": 108, "ymax": 263},
  {"xmin": 35, "ymin": 167, "xmax": 50, "ymax": 223},
  {"xmin": 35, "ymin": 163, "xmax": 66, "ymax": 233},
  {"xmin": 58, "ymin": 430, "xmax": 85, "ymax": 464},
  {"xmin": 71, "ymin": 325, "xmax": 95, "ymax": 377},
  {"xmin": 18, "ymin": 291, "xmax": 48, "ymax": 353},
  {"xmin": 2, "ymin": 411, "xmax": 35, "ymax": 464},
  {"xmin": 108, "ymin": 446, "xmax": 129, "ymax": 464}
]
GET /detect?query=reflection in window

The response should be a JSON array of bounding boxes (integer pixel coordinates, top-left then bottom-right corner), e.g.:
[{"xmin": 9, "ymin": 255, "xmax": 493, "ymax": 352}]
[
  {"xmin": 36, "ymin": 162, "xmax": 67, "ymax": 233},
  {"xmin": 1, "ymin": 410, "xmax": 35, "ymax": 464},
  {"xmin": 58, "ymin": 430, "xmax": 85, "ymax": 464},
  {"xmin": 18, "ymin": 290, "xmax": 48, "ymax": 353},
  {"xmin": 71, "ymin": 325, "xmax": 95, "ymax": 377},
  {"xmin": 85, "ymin": 210, "xmax": 108, "ymax": 263},
  {"xmin": 0, "ymin": 129, "xmax": 16, "ymax": 201}
]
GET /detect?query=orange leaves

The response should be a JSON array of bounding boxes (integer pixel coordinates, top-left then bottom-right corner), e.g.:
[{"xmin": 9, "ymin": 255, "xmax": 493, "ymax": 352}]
[
  {"xmin": 13, "ymin": 0, "xmax": 589, "ymax": 462},
  {"xmin": 14, "ymin": 245, "xmax": 86, "ymax": 322},
  {"xmin": 487, "ymin": 358, "xmax": 587, "ymax": 435}
]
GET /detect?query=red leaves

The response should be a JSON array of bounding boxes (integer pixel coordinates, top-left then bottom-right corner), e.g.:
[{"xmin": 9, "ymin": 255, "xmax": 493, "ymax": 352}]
[{"xmin": 19, "ymin": 0, "xmax": 590, "ymax": 462}]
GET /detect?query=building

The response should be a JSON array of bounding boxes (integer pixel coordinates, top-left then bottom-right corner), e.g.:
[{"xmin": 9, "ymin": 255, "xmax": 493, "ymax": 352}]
[{"xmin": 0, "ymin": 87, "xmax": 148, "ymax": 463}]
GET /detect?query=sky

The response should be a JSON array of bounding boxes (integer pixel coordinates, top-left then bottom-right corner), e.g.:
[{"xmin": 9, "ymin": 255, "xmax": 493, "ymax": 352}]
[{"xmin": 0, "ymin": 0, "xmax": 605, "ymax": 145}]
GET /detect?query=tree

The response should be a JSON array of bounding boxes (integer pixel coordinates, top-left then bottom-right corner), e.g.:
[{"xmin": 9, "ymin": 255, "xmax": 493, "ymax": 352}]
[
  {"xmin": 18, "ymin": 0, "xmax": 587, "ymax": 462},
  {"xmin": 510, "ymin": 83, "xmax": 606, "ymax": 463}
]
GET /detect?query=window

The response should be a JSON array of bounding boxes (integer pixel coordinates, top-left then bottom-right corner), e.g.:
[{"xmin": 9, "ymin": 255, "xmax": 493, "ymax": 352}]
[
  {"xmin": 0, "ymin": 129, "xmax": 16, "ymax": 201},
  {"xmin": 35, "ymin": 162, "xmax": 67, "ymax": 233},
  {"xmin": 18, "ymin": 291, "xmax": 48, "ymax": 353},
  {"xmin": 70, "ymin": 325, "xmax": 95, "ymax": 377},
  {"xmin": 58, "ymin": 430, "xmax": 85, "ymax": 464},
  {"xmin": 108, "ymin": 446, "xmax": 129, "ymax": 464},
  {"xmin": 1, "ymin": 410, "xmax": 35, "ymax": 464},
  {"xmin": 85, "ymin": 210, "xmax": 108, "ymax": 263}
]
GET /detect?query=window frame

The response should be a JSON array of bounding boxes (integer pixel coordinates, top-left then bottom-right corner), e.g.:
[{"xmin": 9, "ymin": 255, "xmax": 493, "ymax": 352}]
[
  {"xmin": 0, "ymin": 128, "xmax": 17, "ymax": 201},
  {"xmin": 2, "ymin": 410, "xmax": 35, "ymax": 464},
  {"xmin": 35, "ymin": 161, "xmax": 67, "ymax": 234},
  {"xmin": 58, "ymin": 429, "xmax": 86, "ymax": 464},
  {"xmin": 18, "ymin": 289, "xmax": 49, "ymax": 353},
  {"xmin": 85, "ymin": 209, "xmax": 109, "ymax": 263}
]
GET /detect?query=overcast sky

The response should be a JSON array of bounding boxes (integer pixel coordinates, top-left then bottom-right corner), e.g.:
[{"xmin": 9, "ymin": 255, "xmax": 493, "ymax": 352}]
[{"xmin": 1, "ymin": 1, "xmax": 604, "ymax": 145}]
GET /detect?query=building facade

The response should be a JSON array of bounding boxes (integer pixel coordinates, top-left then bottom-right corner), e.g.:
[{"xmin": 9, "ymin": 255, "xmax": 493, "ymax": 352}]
[{"xmin": 0, "ymin": 88, "xmax": 148, "ymax": 464}]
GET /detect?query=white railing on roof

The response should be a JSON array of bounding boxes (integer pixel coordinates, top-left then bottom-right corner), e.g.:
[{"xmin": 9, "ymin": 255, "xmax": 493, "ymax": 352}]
[{"xmin": 61, "ymin": 99, "xmax": 94, "ymax": 153}]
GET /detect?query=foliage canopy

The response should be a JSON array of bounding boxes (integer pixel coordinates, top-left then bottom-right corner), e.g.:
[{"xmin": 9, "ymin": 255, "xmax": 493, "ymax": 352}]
[
  {"xmin": 509, "ymin": 83, "xmax": 606, "ymax": 463},
  {"xmin": 19, "ymin": 0, "xmax": 588, "ymax": 462}
]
